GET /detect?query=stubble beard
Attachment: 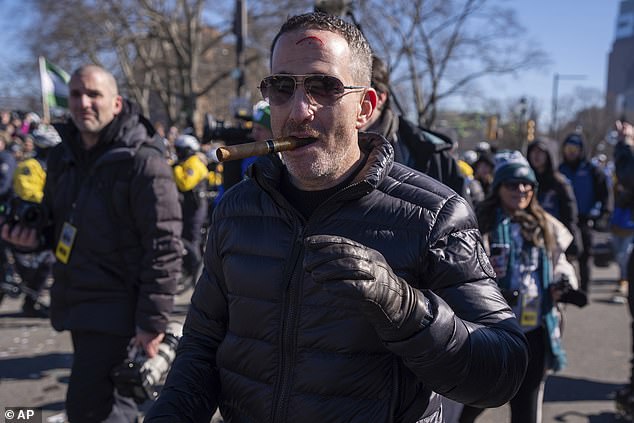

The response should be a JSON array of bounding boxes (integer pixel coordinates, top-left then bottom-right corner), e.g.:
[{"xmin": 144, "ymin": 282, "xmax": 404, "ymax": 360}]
[{"xmin": 281, "ymin": 126, "xmax": 355, "ymax": 186}]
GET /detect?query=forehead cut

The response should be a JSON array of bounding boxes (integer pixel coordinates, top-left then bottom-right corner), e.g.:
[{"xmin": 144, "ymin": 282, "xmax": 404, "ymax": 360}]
[
  {"xmin": 274, "ymin": 29, "xmax": 350, "ymax": 64},
  {"xmin": 295, "ymin": 35, "xmax": 324, "ymax": 47}
]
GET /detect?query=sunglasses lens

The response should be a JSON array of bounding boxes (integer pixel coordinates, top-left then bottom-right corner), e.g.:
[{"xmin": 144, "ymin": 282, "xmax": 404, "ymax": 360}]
[
  {"xmin": 304, "ymin": 75, "xmax": 345, "ymax": 105},
  {"xmin": 260, "ymin": 75, "xmax": 349, "ymax": 106},
  {"xmin": 260, "ymin": 76, "xmax": 295, "ymax": 106},
  {"xmin": 503, "ymin": 182, "xmax": 533, "ymax": 191}
]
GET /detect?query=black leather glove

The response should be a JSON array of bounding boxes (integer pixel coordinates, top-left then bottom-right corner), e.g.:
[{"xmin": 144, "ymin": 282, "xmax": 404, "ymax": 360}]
[{"xmin": 304, "ymin": 235, "xmax": 433, "ymax": 342}]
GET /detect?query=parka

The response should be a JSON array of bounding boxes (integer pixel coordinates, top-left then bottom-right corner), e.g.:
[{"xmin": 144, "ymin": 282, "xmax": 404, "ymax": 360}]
[
  {"xmin": 45, "ymin": 101, "xmax": 183, "ymax": 336},
  {"xmin": 148, "ymin": 133, "xmax": 528, "ymax": 423}
]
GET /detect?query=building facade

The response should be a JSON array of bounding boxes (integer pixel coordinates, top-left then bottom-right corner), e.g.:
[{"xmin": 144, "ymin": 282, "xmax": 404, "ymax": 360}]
[{"xmin": 607, "ymin": 0, "xmax": 634, "ymax": 119}]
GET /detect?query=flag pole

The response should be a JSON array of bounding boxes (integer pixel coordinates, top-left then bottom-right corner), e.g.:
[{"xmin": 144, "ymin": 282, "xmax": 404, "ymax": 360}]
[{"xmin": 38, "ymin": 56, "xmax": 51, "ymax": 123}]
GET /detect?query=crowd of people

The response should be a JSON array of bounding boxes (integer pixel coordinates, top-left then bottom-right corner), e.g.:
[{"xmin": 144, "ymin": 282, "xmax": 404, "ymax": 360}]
[{"xmin": 0, "ymin": 10, "xmax": 633, "ymax": 423}]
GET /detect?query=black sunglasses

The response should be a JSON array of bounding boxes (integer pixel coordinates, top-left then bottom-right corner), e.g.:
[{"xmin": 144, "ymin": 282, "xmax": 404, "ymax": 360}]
[
  {"xmin": 502, "ymin": 181, "xmax": 534, "ymax": 191},
  {"xmin": 259, "ymin": 74, "xmax": 368, "ymax": 106}
]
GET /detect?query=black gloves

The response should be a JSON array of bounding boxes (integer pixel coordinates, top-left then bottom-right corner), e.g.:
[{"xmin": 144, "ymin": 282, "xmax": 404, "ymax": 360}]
[{"xmin": 304, "ymin": 235, "xmax": 433, "ymax": 342}]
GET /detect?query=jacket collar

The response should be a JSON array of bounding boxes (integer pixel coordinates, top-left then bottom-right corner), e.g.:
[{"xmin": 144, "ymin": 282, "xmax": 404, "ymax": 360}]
[{"xmin": 54, "ymin": 100, "xmax": 163, "ymax": 170}]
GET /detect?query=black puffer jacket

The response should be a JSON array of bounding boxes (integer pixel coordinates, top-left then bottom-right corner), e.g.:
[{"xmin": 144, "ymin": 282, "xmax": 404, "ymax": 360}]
[
  {"xmin": 148, "ymin": 134, "xmax": 528, "ymax": 423},
  {"xmin": 46, "ymin": 101, "xmax": 183, "ymax": 336}
]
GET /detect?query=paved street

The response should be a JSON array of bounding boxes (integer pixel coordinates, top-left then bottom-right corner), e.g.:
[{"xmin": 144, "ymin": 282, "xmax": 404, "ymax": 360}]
[{"xmin": 0, "ymin": 262, "xmax": 631, "ymax": 422}]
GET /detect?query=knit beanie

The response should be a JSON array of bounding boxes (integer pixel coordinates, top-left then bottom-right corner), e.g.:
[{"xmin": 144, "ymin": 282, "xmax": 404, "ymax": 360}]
[
  {"xmin": 491, "ymin": 150, "xmax": 538, "ymax": 192},
  {"xmin": 252, "ymin": 100, "xmax": 271, "ymax": 130},
  {"xmin": 563, "ymin": 133, "xmax": 584, "ymax": 149}
]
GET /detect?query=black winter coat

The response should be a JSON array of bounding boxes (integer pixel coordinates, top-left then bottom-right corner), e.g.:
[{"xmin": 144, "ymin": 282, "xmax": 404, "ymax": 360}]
[
  {"xmin": 46, "ymin": 102, "xmax": 183, "ymax": 336},
  {"xmin": 366, "ymin": 107, "xmax": 466, "ymax": 198},
  {"xmin": 147, "ymin": 134, "xmax": 528, "ymax": 423}
]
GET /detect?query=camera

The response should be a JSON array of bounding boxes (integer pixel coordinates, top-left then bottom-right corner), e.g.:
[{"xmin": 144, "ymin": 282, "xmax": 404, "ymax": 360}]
[
  {"xmin": 0, "ymin": 197, "xmax": 47, "ymax": 230},
  {"xmin": 203, "ymin": 114, "xmax": 253, "ymax": 144},
  {"xmin": 553, "ymin": 275, "xmax": 588, "ymax": 308},
  {"xmin": 111, "ymin": 321, "xmax": 183, "ymax": 403}
]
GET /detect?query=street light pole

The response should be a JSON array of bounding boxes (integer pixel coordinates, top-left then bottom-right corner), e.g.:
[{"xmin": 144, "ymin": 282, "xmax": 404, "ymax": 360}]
[
  {"xmin": 516, "ymin": 97, "xmax": 527, "ymax": 151},
  {"xmin": 235, "ymin": 0, "xmax": 247, "ymax": 98},
  {"xmin": 551, "ymin": 73, "xmax": 586, "ymax": 140}
]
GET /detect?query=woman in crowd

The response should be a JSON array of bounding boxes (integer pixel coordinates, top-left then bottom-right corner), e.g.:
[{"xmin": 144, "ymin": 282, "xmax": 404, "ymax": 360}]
[{"xmin": 459, "ymin": 151, "xmax": 578, "ymax": 423}]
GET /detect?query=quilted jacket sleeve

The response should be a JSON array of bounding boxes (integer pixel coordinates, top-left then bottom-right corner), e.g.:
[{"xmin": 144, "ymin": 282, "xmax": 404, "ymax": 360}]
[
  {"xmin": 145, "ymin": 223, "xmax": 227, "ymax": 422},
  {"xmin": 131, "ymin": 151, "xmax": 183, "ymax": 334},
  {"xmin": 385, "ymin": 194, "xmax": 529, "ymax": 408}
]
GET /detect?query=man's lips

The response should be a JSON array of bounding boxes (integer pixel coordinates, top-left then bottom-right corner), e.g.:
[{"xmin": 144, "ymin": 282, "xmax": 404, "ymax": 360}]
[
  {"xmin": 77, "ymin": 110, "xmax": 95, "ymax": 118},
  {"xmin": 286, "ymin": 133, "xmax": 319, "ymax": 142},
  {"xmin": 284, "ymin": 136, "xmax": 318, "ymax": 151}
]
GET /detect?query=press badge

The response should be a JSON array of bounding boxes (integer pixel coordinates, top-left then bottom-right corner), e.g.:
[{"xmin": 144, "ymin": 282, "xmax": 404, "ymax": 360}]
[
  {"xmin": 520, "ymin": 296, "xmax": 539, "ymax": 327},
  {"xmin": 55, "ymin": 222, "xmax": 77, "ymax": 264}
]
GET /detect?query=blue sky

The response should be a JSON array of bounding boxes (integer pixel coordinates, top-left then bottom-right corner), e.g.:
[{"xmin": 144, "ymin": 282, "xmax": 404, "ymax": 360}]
[
  {"xmin": 0, "ymin": 0, "xmax": 623, "ymax": 124},
  {"xmin": 476, "ymin": 0, "xmax": 622, "ymax": 123}
]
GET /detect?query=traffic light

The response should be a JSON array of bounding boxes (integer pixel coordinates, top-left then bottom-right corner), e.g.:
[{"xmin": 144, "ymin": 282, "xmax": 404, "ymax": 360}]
[
  {"xmin": 487, "ymin": 116, "xmax": 498, "ymax": 140},
  {"xmin": 526, "ymin": 119, "xmax": 536, "ymax": 142}
]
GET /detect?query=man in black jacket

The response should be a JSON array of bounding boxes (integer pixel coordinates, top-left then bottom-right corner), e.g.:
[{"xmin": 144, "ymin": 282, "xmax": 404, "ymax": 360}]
[
  {"xmin": 147, "ymin": 12, "xmax": 528, "ymax": 423},
  {"xmin": 360, "ymin": 55, "xmax": 467, "ymax": 198},
  {"xmin": 1, "ymin": 65, "xmax": 183, "ymax": 422}
]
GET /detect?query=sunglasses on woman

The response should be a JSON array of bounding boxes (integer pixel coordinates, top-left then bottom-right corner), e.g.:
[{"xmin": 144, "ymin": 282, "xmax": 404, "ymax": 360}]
[
  {"xmin": 259, "ymin": 74, "xmax": 368, "ymax": 106},
  {"xmin": 502, "ymin": 181, "xmax": 534, "ymax": 192}
]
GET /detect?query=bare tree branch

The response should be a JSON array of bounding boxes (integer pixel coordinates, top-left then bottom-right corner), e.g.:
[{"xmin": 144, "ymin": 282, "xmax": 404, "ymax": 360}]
[{"xmin": 357, "ymin": 0, "xmax": 549, "ymax": 127}]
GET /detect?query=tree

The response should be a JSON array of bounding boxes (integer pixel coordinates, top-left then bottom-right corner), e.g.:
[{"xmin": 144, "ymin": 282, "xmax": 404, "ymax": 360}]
[
  {"xmin": 19, "ymin": 0, "xmax": 548, "ymax": 136},
  {"xmin": 354, "ymin": 0, "xmax": 549, "ymax": 127},
  {"xmin": 26, "ymin": 0, "xmax": 272, "ymax": 133},
  {"xmin": 553, "ymin": 87, "xmax": 614, "ymax": 158}
]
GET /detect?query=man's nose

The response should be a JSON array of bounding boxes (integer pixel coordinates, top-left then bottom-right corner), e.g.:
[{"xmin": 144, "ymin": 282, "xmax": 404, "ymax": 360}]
[
  {"xmin": 287, "ymin": 85, "xmax": 316, "ymax": 123},
  {"xmin": 79, "ymin": 94, "xmax": 92, "ymax": 108}
]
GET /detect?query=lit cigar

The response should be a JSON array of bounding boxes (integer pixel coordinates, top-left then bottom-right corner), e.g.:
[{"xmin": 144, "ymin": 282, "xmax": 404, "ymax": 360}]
[{"xmin": 209, "ymin": 137, "xmax": 316, "ymax": 163}]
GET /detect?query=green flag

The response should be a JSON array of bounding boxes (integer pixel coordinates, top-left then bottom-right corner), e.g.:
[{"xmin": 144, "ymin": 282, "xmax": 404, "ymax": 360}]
[{"xmin": 39, "ymin": 56, "xmax": 70, "ymax": 109}]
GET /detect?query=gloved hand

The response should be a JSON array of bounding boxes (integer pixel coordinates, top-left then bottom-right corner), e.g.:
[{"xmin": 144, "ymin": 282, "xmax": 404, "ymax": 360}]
[{"xmin": 304, "ymin": 235, "xmax": 433, "ymax": 342}]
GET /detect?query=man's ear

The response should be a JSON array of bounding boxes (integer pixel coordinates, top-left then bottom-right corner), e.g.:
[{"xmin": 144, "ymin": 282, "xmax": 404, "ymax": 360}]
[
  {"xmin": 356, "ymin": 88, "xmax": 377, "ymax": 129},
  {"xmin": 113, "ymin": 95, "xmax": 123, "ymax": 115}
]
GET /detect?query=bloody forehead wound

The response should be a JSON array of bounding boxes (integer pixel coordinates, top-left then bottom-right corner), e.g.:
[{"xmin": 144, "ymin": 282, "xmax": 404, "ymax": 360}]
[{"xmin": 296, "ymin": 36, "xmax": 325, "ymax": 46}]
